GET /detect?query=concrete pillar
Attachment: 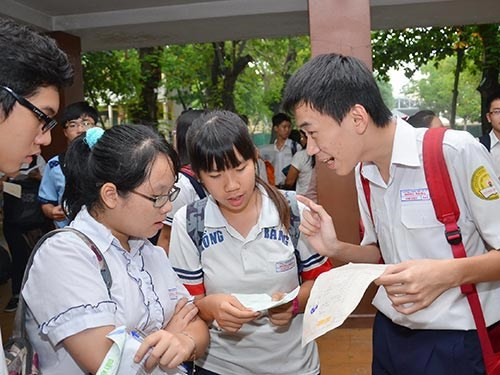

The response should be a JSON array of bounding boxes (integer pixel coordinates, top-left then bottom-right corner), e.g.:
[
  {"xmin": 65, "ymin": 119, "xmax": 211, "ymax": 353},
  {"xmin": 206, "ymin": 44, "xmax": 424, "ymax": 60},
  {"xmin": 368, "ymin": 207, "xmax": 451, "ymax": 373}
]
[
  {"xmin": 42, "ymin": 31, "xmax": 84, "ymax": 159},
  {"xmin": 308, "ymin": 0, "xmax": 375, "ymax": 327}
]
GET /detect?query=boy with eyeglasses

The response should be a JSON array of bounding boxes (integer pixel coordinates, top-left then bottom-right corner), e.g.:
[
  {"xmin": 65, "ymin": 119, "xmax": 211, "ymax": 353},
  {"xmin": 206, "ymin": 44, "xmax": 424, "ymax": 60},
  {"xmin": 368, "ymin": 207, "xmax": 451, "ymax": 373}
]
[
  {"xmin": 0, "ymin": 17, "xmax": 73, "ymax": 369},
  {"xmin": 38, "ymin": 101, "xmax": 98, "ymax": 228},
  {"xmin": 479, "ymin": 91, "xmax": 500, "ymax": 179},
  {"xmin": 0, "ymin": 18, "xmax": 73, "ymax": 176}
]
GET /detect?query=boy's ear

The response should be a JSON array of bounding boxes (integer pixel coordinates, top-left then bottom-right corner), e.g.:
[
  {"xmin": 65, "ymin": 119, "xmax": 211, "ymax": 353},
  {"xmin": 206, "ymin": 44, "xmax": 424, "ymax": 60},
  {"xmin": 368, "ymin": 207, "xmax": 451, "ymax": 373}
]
[
  {"xmin": 350, "ymin": 104, "xmax": 370, "ymax": 135},
  {"xmin": 99, "ymin": 182, "xmax": 119, "ymax": 209}
]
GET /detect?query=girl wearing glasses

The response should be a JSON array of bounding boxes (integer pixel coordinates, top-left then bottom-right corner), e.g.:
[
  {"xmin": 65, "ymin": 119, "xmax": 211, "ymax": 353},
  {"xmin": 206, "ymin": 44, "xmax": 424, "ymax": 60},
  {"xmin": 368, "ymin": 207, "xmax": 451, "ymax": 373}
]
[
  {"xmin": 169, "ymin": 111, "xmax": 331, "ymax": 375},
  {"xmin": 22, "ymin": 125, "xmax": 209, "ymax": 374}
]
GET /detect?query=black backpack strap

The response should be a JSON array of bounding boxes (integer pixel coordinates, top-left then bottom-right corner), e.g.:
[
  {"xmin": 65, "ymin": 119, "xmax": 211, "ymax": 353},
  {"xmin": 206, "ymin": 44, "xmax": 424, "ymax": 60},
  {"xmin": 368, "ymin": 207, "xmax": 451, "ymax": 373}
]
[
  {"xmin": 291, "ymin": 141, "xmax": 298, "ymax": 156},
  {"xmin": 479, "ymin": 133, "xmax": 491, "ymax": 152},
  {"xmin": 15, "ymin": 228, "xmax": 112, "ymax": 340},
  {"xmin": 186, "ymin": 198, "xmax": 209, "ymax": 255},
  {"xmin": 180, "ymin": 170, "xmax": 206, "ymax": 199}
]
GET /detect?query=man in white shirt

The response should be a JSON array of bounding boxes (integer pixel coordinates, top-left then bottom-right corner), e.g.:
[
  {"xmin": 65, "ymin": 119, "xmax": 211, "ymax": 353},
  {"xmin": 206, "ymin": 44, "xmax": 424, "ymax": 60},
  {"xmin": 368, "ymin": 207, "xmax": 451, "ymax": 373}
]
[
  {"xmin": 479, "ymin": 91, "xmax": 500, "ymax": 179},
  {"xmin": 282, "ymin": 53, "xmax": 500, "ymax": 375},
  {"xmin": 260, "ymin": 113, "xmax": 301, "ymax": 188}
]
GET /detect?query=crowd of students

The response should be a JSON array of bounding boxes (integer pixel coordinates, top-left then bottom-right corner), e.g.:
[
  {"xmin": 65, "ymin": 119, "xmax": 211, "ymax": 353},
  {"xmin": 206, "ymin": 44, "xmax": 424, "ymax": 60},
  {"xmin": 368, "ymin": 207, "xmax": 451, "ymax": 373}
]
[{"xmin": 1, "ymin": 16, "xmax": 500, "ymax": 375}]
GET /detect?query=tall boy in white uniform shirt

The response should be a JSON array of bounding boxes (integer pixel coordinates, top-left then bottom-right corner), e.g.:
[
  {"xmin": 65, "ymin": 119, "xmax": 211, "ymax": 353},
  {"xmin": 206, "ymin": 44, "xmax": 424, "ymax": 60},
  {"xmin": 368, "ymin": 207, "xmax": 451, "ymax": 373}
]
[{"xmin": 282, "ymin": 53, "xmax": 500, "ymax": 374}]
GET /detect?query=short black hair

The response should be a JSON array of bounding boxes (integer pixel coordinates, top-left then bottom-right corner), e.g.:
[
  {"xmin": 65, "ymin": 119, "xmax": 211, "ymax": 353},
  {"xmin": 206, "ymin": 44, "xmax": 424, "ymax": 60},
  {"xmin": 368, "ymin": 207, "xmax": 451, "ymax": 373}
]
[
  {"xmin": 407, "ymin": 110, "xmax": 437, "ymax": 128},
  {"xmin": 486, "ymin": 91, "xmax": 500, "ymax": 111},
  {"xmin": 0, "ymin": 18, "xmax": 73, "ymax": 118},
  {"xmin": 61, "ymin": 101, "xmax": 99, "ymax": 127},
  {"xmin": 282, "ymin": 53, "xmax": 392, "ymax": 128},
  {"xmin": 272, "ymin": 113, "xmax": 291, "ymax": 127}
]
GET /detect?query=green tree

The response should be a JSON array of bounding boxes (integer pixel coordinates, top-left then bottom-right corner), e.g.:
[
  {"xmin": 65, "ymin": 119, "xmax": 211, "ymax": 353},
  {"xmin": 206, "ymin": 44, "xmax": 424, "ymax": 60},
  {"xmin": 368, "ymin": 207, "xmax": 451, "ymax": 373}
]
[
  {"xmin": 405, "ymin": 56, "xmax": 482, "ymax": 125},
  {"xmin": 372, "ymin": 24, "xmax": 499, "ymax": 132},
  {"xmin": 128, "ymin": 47, "xmax": 163, "ymax": 125},
  {"xmin": 82, "ymin": 49, "xmax": 141, "ymax": 112},
  {"xmin": 376, "ymin": 78, "xmax": 395, "ymax": 109}
]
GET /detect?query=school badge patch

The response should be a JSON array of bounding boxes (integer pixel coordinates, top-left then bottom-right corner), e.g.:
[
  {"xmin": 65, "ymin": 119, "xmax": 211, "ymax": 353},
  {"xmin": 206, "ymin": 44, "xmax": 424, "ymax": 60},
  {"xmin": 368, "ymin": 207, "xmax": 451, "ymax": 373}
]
[{"xmin": 471, "ymin": 166, "xmax": 499, "ymax": 200}]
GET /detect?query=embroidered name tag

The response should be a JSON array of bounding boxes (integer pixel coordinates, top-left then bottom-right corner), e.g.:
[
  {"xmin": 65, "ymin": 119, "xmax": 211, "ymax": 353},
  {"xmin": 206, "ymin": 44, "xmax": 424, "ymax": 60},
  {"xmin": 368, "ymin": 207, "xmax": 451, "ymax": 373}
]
[
  {"xmin": 168, "ymin": 288, "xmax": 178, "ymax": 300},
  {"xmin": 400, "ymin": 188, "xmax": 430, "ymax": 202},
  {"xmin": 275, "ymin": 257, "xmax": 295, "ymax": 273}
]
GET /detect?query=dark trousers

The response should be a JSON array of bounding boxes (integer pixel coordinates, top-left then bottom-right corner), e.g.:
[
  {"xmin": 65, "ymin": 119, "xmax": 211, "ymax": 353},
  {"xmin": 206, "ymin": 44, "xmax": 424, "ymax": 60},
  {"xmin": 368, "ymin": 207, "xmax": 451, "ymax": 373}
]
[{"xmin": 373, "ymin": 311, "xmax": 485, "ymax": 375}]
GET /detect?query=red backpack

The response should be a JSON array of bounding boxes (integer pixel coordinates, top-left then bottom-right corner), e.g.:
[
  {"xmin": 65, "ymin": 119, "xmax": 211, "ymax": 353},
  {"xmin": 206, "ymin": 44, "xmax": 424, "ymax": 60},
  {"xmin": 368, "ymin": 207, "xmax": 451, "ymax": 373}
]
[{"xmin": 360, "ymin": 127, "xmax": 500, "ymax": 374}]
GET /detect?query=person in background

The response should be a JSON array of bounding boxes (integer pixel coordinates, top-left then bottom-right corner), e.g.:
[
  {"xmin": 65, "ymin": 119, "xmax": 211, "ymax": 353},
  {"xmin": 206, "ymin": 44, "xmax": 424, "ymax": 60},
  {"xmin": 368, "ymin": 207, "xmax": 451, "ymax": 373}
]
[
  {"xmin": 407, "ymin": 110, "xmax": 444, "ymax": 128},
  {"xmin": 169, "ymin": 110, "xmax": 331, "ymax": 375},
  {"xmin": 157, "ymin": 109, "xmax": 206, "ymax": 252},
  {"xmin": 259, "ymin": 113, "xmax": 301, "ymax": 188},
  {"xmin": 478, "ymin": 91, "xmax": 500, "ymax": 179},
  {"xmin": 0, "ymin": 16, "xmax": 73, "ymax": 374},
  {"xmin": 283, "ymin": 130, "xmax": 316, "ymax": 199},
  {"xmin": 23, "ymin": 125, "xmax": 209, "ymax": 374},
  {"xmin": 38, "ymin": 101, "xmax": 98, "ymax": 228},
  {"xmin": 2, "ymin": 155, "xmax": 48, "ymax": 312},
  {"xmin": 282, "ymin": 52, "xmax": 500, "ymax": 375}
]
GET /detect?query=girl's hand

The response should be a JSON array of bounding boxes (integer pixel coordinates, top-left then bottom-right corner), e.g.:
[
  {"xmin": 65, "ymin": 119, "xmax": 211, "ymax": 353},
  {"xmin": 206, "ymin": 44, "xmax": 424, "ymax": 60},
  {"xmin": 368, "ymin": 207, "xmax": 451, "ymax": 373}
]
[
  {"xmin": 164, "ymin": 297, "xmax": 198, "ymax": 333},
  {"xmin": 268, "ymin": 292, "xmax": 293, "ymax": 326},
  {"xmin": 134, "ymin": 330, "xmax": 194, "ymax": 372},
  {"xmin": 204, "ymin": 294, "xmax": 260, "ymax": 333}
]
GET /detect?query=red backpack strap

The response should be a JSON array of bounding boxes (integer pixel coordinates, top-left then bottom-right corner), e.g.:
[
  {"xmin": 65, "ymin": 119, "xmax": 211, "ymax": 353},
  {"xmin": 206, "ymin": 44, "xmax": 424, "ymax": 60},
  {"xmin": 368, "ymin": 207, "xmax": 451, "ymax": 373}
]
[
  {"xmin": 360, "ymin": 162, "xmax": 374, "ymax": 225},
  {"xmin": 359, "ymin": 163, "xmax": 384, "ymax": 263},
  {"xmin": 423, "ymin": 127, "xmax": 494, "ymax": 359}
]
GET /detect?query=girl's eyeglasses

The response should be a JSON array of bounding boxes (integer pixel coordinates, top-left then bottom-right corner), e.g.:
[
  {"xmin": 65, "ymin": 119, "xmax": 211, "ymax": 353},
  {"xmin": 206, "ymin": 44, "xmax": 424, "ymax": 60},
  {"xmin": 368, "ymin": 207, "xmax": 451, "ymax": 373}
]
[
  {"xmin": 0, "ymin": 85, "xmax": 57, "ymax": 133},
  {"xmin": 130, "ymin": 186, "xmax": 181, "ymax": 208}
]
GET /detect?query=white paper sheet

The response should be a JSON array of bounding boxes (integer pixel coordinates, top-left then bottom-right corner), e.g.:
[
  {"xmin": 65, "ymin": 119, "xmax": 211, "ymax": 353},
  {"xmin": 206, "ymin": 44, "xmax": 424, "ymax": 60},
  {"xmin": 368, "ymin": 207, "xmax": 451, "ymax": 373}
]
[
  {"xmin": 96, "ymin": 326, "xmax": 187, "ymax": 375},
  {"xmin": 232, "ymin": 285, "xmax": 300, "ymax": 312},
  {"xmin": 302, "ymin": 263, "xmax": 387, "ymax": 346},
  {"xmin": 2, "ymin": 182, "xmax": 22, "ymax": 198}
]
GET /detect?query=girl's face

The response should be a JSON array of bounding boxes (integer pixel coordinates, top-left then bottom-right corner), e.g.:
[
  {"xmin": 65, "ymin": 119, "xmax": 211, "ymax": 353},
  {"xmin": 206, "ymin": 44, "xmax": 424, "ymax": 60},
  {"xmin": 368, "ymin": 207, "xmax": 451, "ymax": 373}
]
[
  {"xmin": 199, "ymin": 149, "xmax": 257, "ymax": 216},
  {"xmin": 108, "ymin": 153, "xmax": 176, "ymax": 244}
]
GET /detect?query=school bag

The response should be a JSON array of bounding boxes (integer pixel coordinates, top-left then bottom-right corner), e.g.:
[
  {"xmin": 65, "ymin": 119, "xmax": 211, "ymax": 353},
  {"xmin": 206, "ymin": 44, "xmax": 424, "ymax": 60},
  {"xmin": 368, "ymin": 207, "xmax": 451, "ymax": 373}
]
[
  {"xmin": 360, "ymin": 127, "xmax": 500, "ymax": 375},
  {"xmin": 185, "ymin": 190, "xmax": 302, "ymax": 278},
  {"xmin": 4, "ymin": 227, "xmax": 111, "ymax": 375},
  {"xmin": 180, "ymin": 170, "xmax": 206, "ymax": 200}
]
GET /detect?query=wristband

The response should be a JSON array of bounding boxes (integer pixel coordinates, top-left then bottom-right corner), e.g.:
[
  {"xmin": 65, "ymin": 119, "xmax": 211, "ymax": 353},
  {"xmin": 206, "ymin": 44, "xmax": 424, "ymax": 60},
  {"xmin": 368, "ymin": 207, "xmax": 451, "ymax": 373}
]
[
  {"xmin": 292, "ymin": 297, "xmax": 300, "ymax": 316},
  {"xmin": 179, "ymin": 331, "xmax": 197, "ymax": 361}
]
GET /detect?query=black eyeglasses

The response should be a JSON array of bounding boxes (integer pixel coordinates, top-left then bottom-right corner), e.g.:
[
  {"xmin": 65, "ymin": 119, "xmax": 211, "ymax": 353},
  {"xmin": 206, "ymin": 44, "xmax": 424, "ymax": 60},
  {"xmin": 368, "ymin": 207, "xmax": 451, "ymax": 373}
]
[
  {"xmin": 0, "ymin": 85, "xmax": 58, "ymax": 133},
  {"xmin": 130, "ymin": 186, "xmax": 181, "ymax": 208}
]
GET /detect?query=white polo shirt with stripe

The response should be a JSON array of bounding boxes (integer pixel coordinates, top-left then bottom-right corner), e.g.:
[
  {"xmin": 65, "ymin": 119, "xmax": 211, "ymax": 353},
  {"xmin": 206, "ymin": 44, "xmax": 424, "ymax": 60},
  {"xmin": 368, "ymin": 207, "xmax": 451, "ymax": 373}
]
[
  {"xmin": 358, "ymin": 119, "xmax": 500, "ymax": 330},
  {"xmin": 169, "ymin": 185, "xmax": 331, "ymax": 375}
]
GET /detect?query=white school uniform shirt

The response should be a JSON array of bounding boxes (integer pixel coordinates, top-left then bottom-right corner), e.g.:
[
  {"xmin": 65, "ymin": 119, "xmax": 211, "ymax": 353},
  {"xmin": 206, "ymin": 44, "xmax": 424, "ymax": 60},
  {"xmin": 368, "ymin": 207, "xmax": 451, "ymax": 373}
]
[
  {"xmin": 260, "ymin": 139, "xmax": 301, "ymax": 186},
  {"xmin": 22, "ymin": 208, "xmax": 190, "ymax": 375},
  {"xmin": 0, "ymin": 328, "xmax": 7, "ymax": 375},
  {"xmin": 358, "ymin": 118, "xmax": 500, "ymax": 330},
  {"xmin": 163, "ymin": 172, "xmax": 204, "ymax": 226},
  {"xmin": 291, "ymin": 149, "xmax": 314, "ymax": 195},
  {"xmin": 169, "ymin": 185, "xmax": 330, "ymax": 375},
  {"xmin": 487, "ymin": 130, "xmax": 500, "ymax": 179}
]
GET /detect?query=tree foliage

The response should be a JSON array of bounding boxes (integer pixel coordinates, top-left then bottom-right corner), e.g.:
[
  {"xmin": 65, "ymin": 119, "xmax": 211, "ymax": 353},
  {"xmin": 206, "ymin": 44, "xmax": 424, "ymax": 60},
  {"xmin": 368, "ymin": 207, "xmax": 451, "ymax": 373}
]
[{"xmin": 405, "ymin": 56, "xmax": 482, "ymax": 124}]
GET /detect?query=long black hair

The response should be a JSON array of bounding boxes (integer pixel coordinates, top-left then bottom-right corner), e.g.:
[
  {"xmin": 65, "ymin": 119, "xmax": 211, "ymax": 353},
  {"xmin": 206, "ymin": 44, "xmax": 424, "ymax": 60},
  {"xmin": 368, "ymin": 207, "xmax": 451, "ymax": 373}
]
[
  {"xmin": 63, "ymin": 124, "xmax": 179, "ymax": 220},
  {"xmin": 186, "ymin": 110, "xmax": 291, "ymax": 230}
]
